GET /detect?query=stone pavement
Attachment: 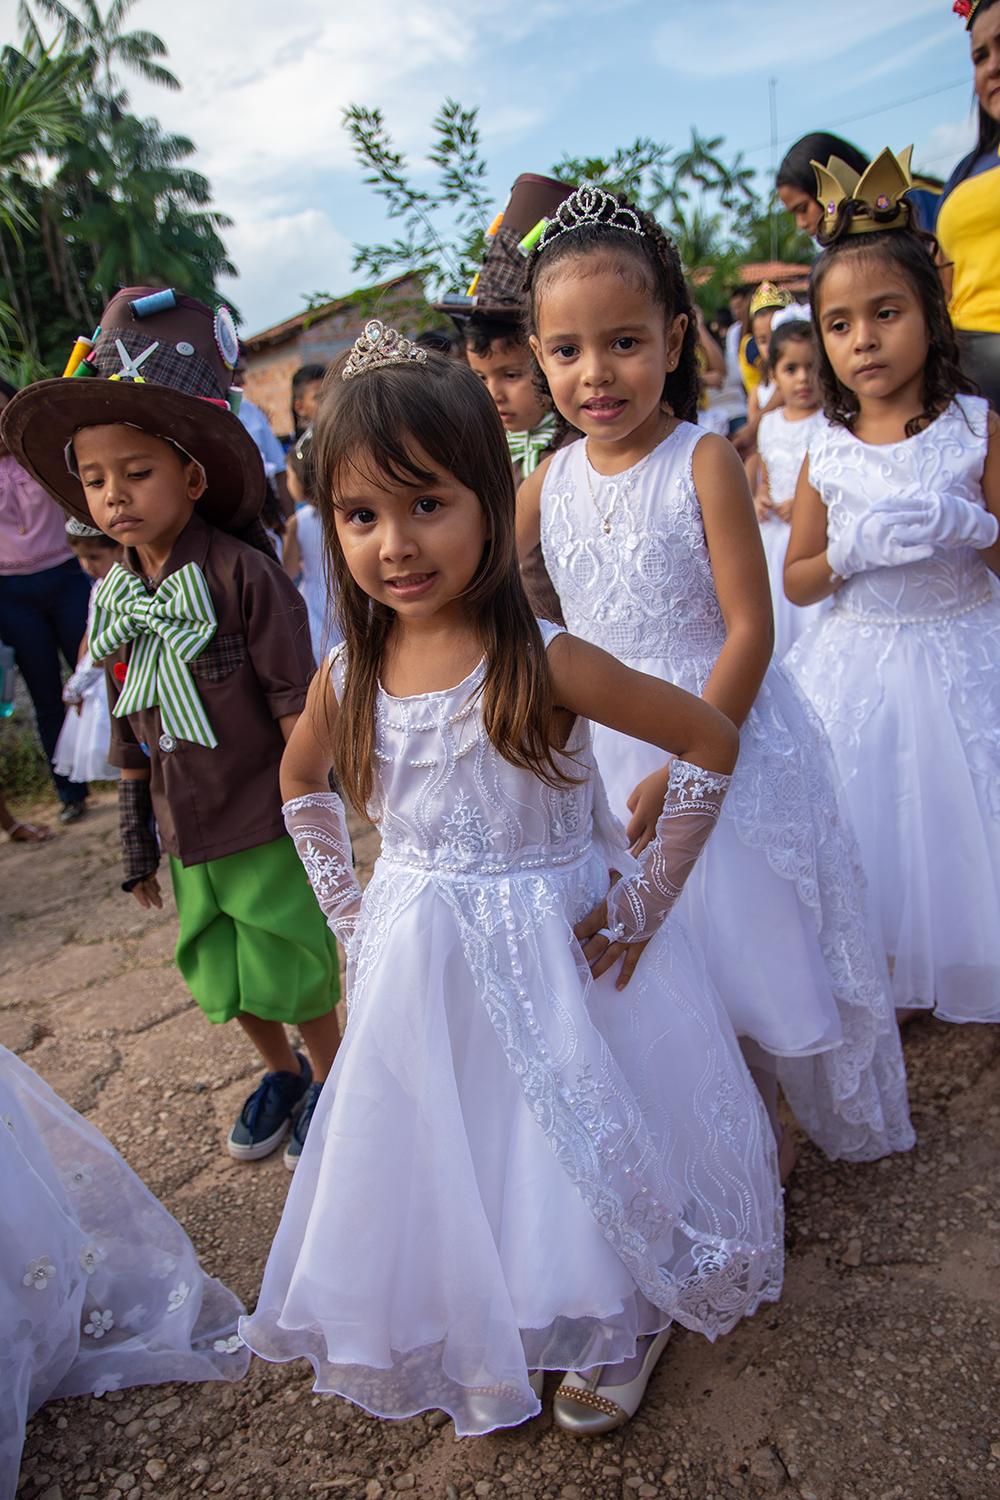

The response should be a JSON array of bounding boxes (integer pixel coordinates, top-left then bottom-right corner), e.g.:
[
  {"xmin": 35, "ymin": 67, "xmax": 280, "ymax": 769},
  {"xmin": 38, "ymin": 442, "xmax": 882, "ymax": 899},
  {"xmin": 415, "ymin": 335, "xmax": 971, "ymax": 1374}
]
[{"xmin": 2, "ymin": 788, "xmax": 998, "ymax": 1500}]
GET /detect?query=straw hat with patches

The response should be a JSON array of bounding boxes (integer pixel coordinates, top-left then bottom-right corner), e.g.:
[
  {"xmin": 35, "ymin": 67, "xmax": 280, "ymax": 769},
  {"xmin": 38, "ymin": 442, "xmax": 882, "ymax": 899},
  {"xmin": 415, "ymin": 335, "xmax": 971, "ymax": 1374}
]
[{"xmin": 0, "ymin": 287, "xmax": 265, "ymax": 529}]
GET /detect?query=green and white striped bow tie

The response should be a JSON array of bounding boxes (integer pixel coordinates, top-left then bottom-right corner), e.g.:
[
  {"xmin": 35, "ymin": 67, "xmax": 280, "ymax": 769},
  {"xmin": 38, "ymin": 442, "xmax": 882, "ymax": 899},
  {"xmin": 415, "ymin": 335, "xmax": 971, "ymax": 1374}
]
[
  {"xmin": 506, "ymin": 413, "xmax": 556, "ymax": 476},
  {"xmin": 91, "ymin": 561, "xmax": 219, "ymax": 749}
]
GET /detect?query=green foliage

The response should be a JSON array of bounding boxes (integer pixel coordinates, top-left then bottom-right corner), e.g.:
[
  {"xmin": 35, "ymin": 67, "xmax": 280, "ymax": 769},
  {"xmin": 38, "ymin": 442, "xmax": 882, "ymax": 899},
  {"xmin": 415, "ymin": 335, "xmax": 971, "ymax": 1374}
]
[
  {"xmin": 0, "ymin": 712, "xmax": 52, "ymax": 804},
  {"xmin": 0, "ymin": 0, "xmax": 235, "ymax": 379},
  {"xmin": 344, "ymin": 103, "xmax": 815, "ymax": 322}
]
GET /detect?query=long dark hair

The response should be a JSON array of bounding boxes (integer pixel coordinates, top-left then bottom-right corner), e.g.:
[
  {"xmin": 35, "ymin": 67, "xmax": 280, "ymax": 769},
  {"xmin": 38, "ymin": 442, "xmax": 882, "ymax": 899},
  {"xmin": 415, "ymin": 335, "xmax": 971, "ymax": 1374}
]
[
  {"xmin": 776, "ymin": 133, "xmax": 869, "ymax": 197},
  {"xmin": 312, "ymin": 352, "xmax": 572, "ymax": 814},
  {"xmin": 810, "ymin": 216, "xmax": 976, "ymax": 434},
  {"xmin": 523, "ymin": 194, "xmax": 700, "ymax": 424},
  {"xmin": 973, "ymin": 0, "xmax": 1000, "ymax": 158}
]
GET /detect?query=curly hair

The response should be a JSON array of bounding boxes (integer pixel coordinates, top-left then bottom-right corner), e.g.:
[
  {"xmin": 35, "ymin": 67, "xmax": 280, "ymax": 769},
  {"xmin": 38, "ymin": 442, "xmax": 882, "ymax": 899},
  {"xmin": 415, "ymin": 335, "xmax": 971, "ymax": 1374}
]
[
  {"xmin": 809, "ymin": 210, "xmax": 977, "ymax": 436},
  {"xmin": 522, "ymin": 193, "xmax": 700, "ymax": 424}
]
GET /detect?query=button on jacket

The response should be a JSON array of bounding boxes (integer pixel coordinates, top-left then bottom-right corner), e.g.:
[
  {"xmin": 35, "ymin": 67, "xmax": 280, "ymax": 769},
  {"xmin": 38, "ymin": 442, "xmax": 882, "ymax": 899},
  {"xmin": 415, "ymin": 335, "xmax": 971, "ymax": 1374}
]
[{"xmin": 103, "ymin": 511, "xmax": 316, "ymax": 865}]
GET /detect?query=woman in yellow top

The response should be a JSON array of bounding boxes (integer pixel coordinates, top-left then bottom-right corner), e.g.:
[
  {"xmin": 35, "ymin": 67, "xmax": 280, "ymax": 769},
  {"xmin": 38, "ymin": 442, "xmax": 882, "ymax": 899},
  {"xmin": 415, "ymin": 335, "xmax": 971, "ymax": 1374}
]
[{"xmin": 938, "ymin": 0, "xmax": 1000, "ymax": 409}]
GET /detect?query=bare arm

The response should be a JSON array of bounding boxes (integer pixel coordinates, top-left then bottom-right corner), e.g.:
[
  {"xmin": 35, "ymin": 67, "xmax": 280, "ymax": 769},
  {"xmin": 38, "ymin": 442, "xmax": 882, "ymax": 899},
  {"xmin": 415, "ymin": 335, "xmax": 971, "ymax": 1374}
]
[
  {"xmin": 515, "ymin": 453, "xmax": 552, "ymax": 563},
  {"xmin": 280, "ymin": 664, "xmax": 337, "ymax": 802},
  {"xmin": 784, "ymin": 457, "xmax": 842, "ymax": 605},
  {"xmin": 694, "ymin": 433, "xmax": 774, "ymax": 728},
  {"xmin": 547, "ymin": 633, "xmax": 738, "ymax": 777}
]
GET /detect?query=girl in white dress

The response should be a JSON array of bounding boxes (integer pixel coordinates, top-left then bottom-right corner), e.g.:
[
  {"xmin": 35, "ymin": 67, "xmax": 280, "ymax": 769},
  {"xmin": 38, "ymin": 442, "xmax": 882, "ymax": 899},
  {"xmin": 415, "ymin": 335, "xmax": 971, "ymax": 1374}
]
[
  {"xmin": 283, "ymin": 430, "xmax": 343, "ymax": 662},
  {"xmin": 754, "ymin": 320, "xmax": 829, "ymax": 658},
  {"xmin": 240, "ymin": 321, "xmax": 783, "ymax": 1437},
  {"xmin": 53, "ymin": 522, "xmax": 122, "ymax": 786},
  {"xmin": 1, "ymin": 1047, "xmax": 248, "ymax": 1498},
  {"xmin": 784, "ymin": 151, "xmax": 1000, "ymax": 1024},
  {"xmin": 517, "ymin": 186, "xmax": 913, "ymax": 1172}
]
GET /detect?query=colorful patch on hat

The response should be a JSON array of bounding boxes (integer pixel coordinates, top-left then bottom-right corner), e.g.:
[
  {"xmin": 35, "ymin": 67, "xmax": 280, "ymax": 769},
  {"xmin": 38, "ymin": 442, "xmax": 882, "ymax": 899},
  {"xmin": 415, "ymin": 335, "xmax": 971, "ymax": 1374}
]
[{"xmin": 214, "ymin": 307, "xmax": 239, "ymax": 370}]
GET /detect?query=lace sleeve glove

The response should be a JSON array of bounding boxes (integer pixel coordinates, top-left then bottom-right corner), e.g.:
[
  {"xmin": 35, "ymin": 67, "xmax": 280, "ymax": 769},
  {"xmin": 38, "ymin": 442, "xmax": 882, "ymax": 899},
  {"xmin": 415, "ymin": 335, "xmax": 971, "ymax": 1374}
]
[
  {"xmin": 827, "ymin": 497, "xmax": 935, "ymax": 579},
  {"xmin": 118, "ymin": 779, "xmax": 160, "ymax": 892},
  {"xmin": 62, "ymin": 664, "xmax": 103, "ymax": 705},
  {"xmin": 605, "ymin": 757, "xmax": 730, "ymax": 944},
  {"xmin": 893, "ymin": 491, "xmax": 999, "ymax": 553},
  {"xmin": 283, "ymin": 791, "xmax": 362, "ymax": 948}
]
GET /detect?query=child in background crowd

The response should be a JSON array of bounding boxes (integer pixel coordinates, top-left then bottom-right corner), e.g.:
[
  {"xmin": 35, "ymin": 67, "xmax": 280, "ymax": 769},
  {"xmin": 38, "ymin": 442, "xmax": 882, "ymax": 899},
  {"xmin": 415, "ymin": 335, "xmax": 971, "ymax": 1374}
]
[
  {"xmin": 53, "ymin": 518, "xmax": 123, "ymax": 787},
  {"xmin": 291, "ymin": 363, "xmax": 326, "ymax": 439},
  {"xmin": 785, "ymin": 149, "xmax": 1000, "ymax": 1024},
  {"xmin": 519, "ymin": 185, "xmax": 913, "ymax": 1172},
  {"xmin": 283, "ymin": 426, "xmax": 343, "ymax": 662},
  {"xmin": 754, "ymin": 318, "xmax": 828, "ymax": 657},
  {"xmin": 1, "ymin": 288, "xmax": 341, "ymax": 1169},
  {"xmin": 440, "ymin": 173, "xmax": 576, "ymax": 622},
  {"xmin": 241, "ymin": 319, "xmax": 782, "ymax": 1436}
]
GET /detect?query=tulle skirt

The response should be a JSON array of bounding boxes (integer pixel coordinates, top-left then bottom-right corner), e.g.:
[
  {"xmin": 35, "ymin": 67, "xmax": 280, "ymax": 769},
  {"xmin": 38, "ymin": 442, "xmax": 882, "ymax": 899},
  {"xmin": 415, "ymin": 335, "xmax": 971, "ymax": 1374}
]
[
  {"xmin": 53, "ymin": 694, "xmax": 117, "ymax": 784},
  {"xmin": 241, "ymin": 848, "xmax": 783, "ymax": 1435},
  {"xmin": 760, "ymin": 517, "xmax": 829, "ymax": 661},
  {"xmin": 787, "ymin": 601, "xmax": 1000, "ymax": 1022},
  {"xmin": 0, "ymin": 1049, "xmax": 248, "ymax": 1499},
  {"xmin": 592, "ymin": 662, "xmax": 914, "ymax": 1163}
]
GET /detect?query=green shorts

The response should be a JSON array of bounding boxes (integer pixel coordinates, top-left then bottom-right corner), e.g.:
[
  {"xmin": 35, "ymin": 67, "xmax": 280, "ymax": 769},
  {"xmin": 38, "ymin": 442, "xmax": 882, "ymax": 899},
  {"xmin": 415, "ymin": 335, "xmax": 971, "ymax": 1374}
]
[{"xmin": 169, "ymin": 836, "xmax": 340, "ymax": 1026}]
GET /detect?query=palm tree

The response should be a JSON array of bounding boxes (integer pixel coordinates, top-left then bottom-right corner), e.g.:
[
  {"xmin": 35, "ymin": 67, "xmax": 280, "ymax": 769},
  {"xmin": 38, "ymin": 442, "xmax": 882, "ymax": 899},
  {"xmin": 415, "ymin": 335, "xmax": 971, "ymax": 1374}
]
[{"xmin": 18, "ymin": 0, "xmax": 178, "ymax": 109}]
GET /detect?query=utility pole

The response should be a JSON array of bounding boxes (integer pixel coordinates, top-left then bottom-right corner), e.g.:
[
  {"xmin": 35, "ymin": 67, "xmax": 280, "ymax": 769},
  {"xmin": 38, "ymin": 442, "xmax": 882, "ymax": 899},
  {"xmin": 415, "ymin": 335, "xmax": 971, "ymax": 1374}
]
[{"xmin": 769, "ymin": 77, "xmax": 778, "ymax": 261}]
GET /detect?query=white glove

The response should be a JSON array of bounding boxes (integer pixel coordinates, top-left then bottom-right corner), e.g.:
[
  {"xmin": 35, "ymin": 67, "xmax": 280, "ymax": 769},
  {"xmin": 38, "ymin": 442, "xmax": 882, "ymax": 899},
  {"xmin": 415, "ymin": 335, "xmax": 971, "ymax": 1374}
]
[
  {"xmin": 62, "ymin": 664, "xmax": 103, "ymax": 705},
  {"xmin": 892, "ymin": 490, "xmax": 999, "ymax": 553},
  {"xmin": 604, "ymin": 757, "xmax": 730, "ymax": 944},
  {"xmin": 827, "ymin": 499, "xmax": 935, "ymax": 579},
  {"xmin": 283, "ymin": 791, "xmax": 362, "ymax": 948}
]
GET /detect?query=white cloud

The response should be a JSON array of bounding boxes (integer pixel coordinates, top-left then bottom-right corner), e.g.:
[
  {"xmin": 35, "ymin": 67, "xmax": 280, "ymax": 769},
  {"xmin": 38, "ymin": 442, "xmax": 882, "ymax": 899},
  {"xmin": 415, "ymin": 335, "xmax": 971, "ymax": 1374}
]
[
  {"xmin": 219, "ymin": 206, "xmax": 354, "ymax": 335},
  {"xmin": 653, "ymin": 0, "xmax": 945, "ymax": 76},
  {"xmin": 917, "ymin": 114, "xmax": 978, "ymax": 174}
]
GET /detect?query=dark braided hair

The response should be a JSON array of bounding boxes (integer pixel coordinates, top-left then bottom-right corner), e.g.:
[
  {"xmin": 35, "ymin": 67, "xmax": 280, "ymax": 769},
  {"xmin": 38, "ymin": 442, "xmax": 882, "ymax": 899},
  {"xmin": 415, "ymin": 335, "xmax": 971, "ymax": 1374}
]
[
  {"xmin": 522, "ymin": 193, "xmax": 700, "ymax": 424},
  {"xmin": 810, "ymin": 210, "xmax": 977, "ymax": 437}
]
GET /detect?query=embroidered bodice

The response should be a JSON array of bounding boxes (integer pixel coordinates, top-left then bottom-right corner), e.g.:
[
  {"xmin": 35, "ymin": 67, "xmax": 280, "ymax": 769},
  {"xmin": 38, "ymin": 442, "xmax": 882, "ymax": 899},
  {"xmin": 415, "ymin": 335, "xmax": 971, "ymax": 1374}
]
[
  {"xmin": 758, "ymin": 409, "xmax": 822, "ymax": 508},
  {"xmin": 810, "ymin": 396, "xmax": 994, "ymax": 625},
  {"xmin": 541, "ymin": 424, "xmax": 726, "ymax": 694},
  {"xmin": 331, "ymin": 624, "xmax": 622, "ymax": 880}
]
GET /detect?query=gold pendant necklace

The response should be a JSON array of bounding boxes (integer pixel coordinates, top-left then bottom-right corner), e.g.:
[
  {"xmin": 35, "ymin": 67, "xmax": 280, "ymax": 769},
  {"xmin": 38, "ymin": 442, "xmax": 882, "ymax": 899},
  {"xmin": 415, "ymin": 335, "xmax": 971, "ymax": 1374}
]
[{"xmin": 584, "ymin": 443, "xmax": 653, "ymax": 535}]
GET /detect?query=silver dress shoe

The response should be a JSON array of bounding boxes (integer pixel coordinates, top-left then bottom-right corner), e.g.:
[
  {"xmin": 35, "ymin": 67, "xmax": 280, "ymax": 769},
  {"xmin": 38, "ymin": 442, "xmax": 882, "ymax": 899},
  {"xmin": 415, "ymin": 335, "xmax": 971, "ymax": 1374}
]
[{"xmin": 552, "ymin": 1327, "xmax": 673, "ymax": 1435}]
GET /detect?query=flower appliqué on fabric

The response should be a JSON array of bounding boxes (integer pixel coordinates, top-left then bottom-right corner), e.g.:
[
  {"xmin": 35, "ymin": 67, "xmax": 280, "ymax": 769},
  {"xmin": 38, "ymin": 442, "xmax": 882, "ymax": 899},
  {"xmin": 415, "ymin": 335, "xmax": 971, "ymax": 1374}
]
[
  {"xmin": 213, "ymin": 1334, "xmax": 244, "ymax": 1354},
  {"xmin": 573, "ymin": 1063, "xmax": 623, "ymax": 1149},
  {"xmin": 299, "ymin": 838, "xmax": 347, "ymax": 901},
  {"xmin": 84, "ymin": 1308, "xmax": 115, "ymax": 1339},
  {"xmin": 79, "ymin": 1243, "xmax": 105, "ymax": 1276},
  {"xmin": 93, "ymin": 1372, "xmax": 123, "ymax": 1397},
  {"xmin": 23, "ymin": 1257, "xmax": 56, "ymax": 1291},
  {"xmin": 440, "ymin": 790, "xmax": 497, "ymax": 862},
  {"xmin": 167, "ymin": 1281, "xmax": 191, "ymax": 1313}
]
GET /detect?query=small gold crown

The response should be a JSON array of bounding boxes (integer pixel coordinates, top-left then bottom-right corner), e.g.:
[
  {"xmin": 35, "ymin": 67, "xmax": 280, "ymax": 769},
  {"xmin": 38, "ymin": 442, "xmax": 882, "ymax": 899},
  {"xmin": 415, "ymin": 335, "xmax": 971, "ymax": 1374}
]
[
  {"xmin": 536, "ymin": 183, "xmax": 644, "ymax": 252},
  {"xmin": 749, "ymin": 282, "xmax": 793, "ymax": 321},
  {"xmin": 342, "ymin": 320, "xmax": 428, "ymax": 381},
  {"xmin": 812, "ymin": 146, "xmax": 915, "ymax": 239}
]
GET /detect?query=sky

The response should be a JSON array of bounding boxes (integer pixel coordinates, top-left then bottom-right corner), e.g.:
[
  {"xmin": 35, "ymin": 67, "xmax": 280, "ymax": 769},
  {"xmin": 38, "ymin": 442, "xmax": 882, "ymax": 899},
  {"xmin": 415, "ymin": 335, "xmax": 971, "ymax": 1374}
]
[{"xmin": 0, "ymin": 0, "xmax": 983, "ymax": 335}]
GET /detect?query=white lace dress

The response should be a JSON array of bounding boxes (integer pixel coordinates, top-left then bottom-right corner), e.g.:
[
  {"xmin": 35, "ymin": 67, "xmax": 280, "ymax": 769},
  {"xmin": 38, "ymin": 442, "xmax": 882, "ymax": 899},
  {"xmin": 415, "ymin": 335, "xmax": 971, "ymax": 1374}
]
[
  {"xmin": 1, "ymin": 1048, "xmax": 248, "ymax": 1498},
  {"xmin": 240, "ymin": 624, "xmax": 783, "ymax": 1436},
  {"xmin": 541, "ymin": 425, "xmax": 913, "ymax": 1163},
  {"xmin": 757, "ymin": 409, "xmax": 829, "ymax": 659},
  {"xmin": 53, "ymin": 588, "xmax": 117, "ymax": 785},
  {"xmin": 786, "ymin": 396, "xmax": 1000, "ymax": 1022}
]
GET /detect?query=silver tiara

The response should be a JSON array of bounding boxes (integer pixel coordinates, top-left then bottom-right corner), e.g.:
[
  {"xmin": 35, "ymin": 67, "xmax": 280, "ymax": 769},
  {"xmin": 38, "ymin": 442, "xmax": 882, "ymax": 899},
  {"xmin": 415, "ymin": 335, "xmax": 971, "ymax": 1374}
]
[
  {"xmin": 342, "ymin": 320, "xmax": 428, "ymax": 381},
  {"xmin": 65, "ymin": 516, "xmax": 105, "ymax": 538},
  {"xmin": 536, "ymin": 184, "xmax": 645, "ymax": 253}
]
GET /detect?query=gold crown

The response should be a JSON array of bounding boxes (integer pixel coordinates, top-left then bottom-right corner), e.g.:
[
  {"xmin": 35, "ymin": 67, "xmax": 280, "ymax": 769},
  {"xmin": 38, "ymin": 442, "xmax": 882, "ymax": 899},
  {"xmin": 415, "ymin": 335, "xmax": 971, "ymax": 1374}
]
[
  {"xmin": 811, "ymin": 146, "xmax": 915, "ymax": 239},
  {"xmin": 748, "ymin": 282, "xmax": 793, "ymax": 321}
]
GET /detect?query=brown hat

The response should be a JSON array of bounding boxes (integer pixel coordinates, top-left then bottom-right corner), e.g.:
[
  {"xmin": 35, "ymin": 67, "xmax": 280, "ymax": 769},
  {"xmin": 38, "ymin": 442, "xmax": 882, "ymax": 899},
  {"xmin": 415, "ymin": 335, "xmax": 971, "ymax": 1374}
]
[
  {"xmin": 0, "ymin": 287, "xmax": 265, "ymax": 529},
  {"xmin": 434, "ymin": 173, "xmax": 575, "ymax": 325}
]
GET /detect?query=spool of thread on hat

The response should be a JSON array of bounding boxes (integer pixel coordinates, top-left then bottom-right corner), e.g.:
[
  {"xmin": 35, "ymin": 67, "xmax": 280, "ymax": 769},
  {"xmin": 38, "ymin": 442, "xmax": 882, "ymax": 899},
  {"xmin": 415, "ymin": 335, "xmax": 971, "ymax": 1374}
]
[
  {"xmin": 517, "ymin": 218, "xmax": 548, "ymax": 257},
  {"xmin": 62, "ymin": 337, "xmax": 93, "ymax": 379},
  {"xmin": 130, "ymin": 289, "xmax": 177, "ymax": 319}
]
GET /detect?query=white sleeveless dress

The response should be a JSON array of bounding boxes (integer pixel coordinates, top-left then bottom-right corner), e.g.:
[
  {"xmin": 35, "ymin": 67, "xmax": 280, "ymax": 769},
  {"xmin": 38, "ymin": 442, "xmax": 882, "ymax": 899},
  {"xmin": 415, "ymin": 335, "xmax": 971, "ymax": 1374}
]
[
  {"xmin": 757, "ymin": 409, "xmax": 829, "ymax": 659},
  {"xmin": 787, "ymin": 396, "xmax": 1000, "ymax": 1022},
  {"xmin": 541, "ymin": 425, "xmax": 913, "ymax": 1163},
  {"xmin": 53, "ymin": 588, "xmax": 117, "ymax": 785},
  {"xmin": 240, "ymin": 623, "xmax": 783, "ymax": 1436},
  {"xmin": 1, "ymin": 1049, "xmax": 248, "ymax": 1496}
]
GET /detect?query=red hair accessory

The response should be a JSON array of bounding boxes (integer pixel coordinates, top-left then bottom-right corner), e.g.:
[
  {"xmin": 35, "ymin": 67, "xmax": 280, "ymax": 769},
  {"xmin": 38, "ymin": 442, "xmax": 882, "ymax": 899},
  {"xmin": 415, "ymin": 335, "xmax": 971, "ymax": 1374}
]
[
  {"xmin": 113, "ymin": 662, "xmax": 128, "ymax": 685},
  {"xmin": 953, "ymin": 0, "xmax": 971, "ymax": 14}
]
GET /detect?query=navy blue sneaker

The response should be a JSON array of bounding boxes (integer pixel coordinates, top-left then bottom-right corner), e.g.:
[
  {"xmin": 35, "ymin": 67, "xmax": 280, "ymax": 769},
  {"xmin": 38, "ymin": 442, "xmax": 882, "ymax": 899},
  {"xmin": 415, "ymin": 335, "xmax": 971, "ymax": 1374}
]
[
  {"xmin": 283, "ymin": 1079, "xmax": 323, "ymax": 1170},
  {"xmin": 227, "ymin": 1052, "xmax": 312, "ymax": 1161}
]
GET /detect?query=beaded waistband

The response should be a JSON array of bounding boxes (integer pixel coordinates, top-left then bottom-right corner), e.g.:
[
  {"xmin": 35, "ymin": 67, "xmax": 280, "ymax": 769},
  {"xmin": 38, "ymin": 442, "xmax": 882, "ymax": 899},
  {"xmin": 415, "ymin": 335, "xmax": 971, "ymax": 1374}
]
[
  {"xmin": 377, "ymin": 839, "xmax": 598, "ymax": 881},
  {"xmin": 833, "ymin": 588, "xmax": 994, "ymax": 627}
]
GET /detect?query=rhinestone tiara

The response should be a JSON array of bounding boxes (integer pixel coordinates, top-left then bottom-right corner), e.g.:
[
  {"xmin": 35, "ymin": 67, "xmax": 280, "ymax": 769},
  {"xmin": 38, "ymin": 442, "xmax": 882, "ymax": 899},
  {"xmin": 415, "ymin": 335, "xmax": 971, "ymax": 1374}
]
[
  {"xmin": 341, "ymin": 319, "xmax": 428, "ymax": 381},
  {"xmin": 535, "ymin": 184, "xmax": 645, "ymax": 253}
]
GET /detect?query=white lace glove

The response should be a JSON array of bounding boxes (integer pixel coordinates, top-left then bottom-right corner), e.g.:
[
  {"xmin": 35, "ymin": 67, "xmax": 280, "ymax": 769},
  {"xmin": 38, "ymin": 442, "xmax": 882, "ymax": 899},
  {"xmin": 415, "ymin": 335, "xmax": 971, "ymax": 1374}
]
[
  {"xmin": 283, "ymin": 791, "xmax": 362, "ymax": 948},
  {"xmin": 604, "ymin": 758, "xmax": 731, "ymax": 944},
  {"xmin": 892, "ymin": 490, "xmax": 999, "ymax": 553},
  {"xmin": 827, "ymin": 498, "xmax": 935, "ymax": 579},
  {"xmin": 62, "ymin": 664, "xmax": 103, "ymax": 705}
]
